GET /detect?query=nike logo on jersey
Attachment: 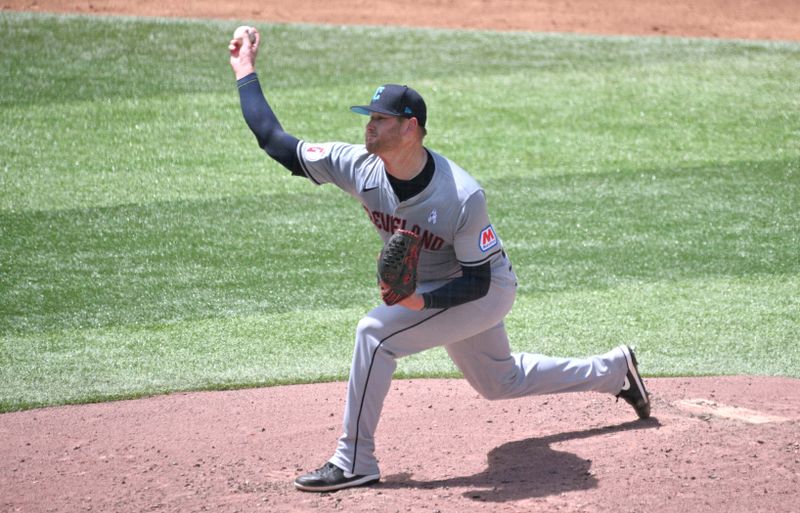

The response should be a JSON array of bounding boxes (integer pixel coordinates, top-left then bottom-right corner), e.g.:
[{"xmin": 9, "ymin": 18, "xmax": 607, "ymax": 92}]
[{"xmin": 362, "ymin": 185, "xmax": 379, "ymax": 192}]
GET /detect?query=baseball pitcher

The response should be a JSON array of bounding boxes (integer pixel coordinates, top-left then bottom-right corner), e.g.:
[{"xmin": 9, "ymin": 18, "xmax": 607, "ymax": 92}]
[{"xmin": 229, "ymin": 26, "xmax": 650, "ymax": 493}]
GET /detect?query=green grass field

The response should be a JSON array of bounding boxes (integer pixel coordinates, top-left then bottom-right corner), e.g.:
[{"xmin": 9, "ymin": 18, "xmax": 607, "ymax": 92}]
[{"xmin": 1, "ymin": 12, "xmax": 798, "ymax": 412}]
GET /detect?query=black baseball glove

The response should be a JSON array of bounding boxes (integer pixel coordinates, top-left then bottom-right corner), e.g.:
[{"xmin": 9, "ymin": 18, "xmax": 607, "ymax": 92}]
[{"xmin": 377, "ymin": 229, "xmax": 421, "ymax": 306}]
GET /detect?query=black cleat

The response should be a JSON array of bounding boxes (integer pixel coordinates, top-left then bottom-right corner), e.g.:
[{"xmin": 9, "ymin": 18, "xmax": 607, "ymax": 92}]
[
  {"xmin": 616, "ymin": 345, "xmax": 651, "ymax": 419},
  {"xmin": 294, "ymin": 462, "xmax": 380, "ymax": 492}
]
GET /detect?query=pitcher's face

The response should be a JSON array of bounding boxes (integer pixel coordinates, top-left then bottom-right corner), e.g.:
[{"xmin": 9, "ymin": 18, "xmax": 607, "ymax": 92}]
[{"xmin": 365, "ymin": 113, "xmax": 406, "ymax": 155}]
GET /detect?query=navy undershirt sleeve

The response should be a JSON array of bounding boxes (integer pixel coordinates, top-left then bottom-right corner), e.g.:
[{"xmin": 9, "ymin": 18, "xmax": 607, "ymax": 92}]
[
  {"xmin": 237, "ymin": 73, "xmax": 304, "ymax": 175},
  {"xmin": 421, "ymin": 261, "xmax": 491, "ymax": 309}
]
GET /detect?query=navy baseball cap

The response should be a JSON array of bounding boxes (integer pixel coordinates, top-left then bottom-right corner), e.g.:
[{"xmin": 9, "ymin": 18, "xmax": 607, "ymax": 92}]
[{"xmin": 350, "ymin": 84, "xmax": 427, "ymax": 128}]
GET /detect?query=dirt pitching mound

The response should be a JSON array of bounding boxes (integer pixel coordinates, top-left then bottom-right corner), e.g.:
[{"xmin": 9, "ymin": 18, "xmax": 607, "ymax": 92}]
[{"xmin": 2, "ymin": 377, "xmax": 799, "ymax": 512}]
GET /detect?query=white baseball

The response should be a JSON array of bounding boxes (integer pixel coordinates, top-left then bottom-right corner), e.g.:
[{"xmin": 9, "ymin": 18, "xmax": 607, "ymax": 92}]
[{"xmin": 233, "ymin": 25, "xmax": 256, "ymax": 44}]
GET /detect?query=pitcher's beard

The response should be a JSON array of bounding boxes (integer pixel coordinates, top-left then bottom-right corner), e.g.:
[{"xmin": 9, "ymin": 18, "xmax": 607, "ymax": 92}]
[
  {"xmin": 365, "ymin": 136, "xmax": 383, "ymax": 155},
  {"xmin": 365, "ymin": 133, "xmax": 378, "ymax": 153}
]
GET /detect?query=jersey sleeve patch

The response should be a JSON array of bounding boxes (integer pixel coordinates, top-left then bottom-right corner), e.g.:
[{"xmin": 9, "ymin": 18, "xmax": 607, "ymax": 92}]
[
  {"xmin": 302, "ymin": 144, "xmax": 331, "ymax": 162},
  {"xmin": 479, "ymin": 225, "xmax": 499, "ymax": 252},
  {"xmin": 302, "ymin": 143, "xmax": 331, "ymax": 162}
]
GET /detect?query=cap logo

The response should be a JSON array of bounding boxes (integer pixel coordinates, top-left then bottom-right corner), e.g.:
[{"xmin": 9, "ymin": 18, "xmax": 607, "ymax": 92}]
[{"xmin": 351, "ymin": 84, "xmax": 426, "ymax": 128}]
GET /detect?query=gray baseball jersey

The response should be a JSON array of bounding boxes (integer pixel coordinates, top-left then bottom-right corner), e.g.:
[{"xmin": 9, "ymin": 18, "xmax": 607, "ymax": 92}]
[
  {"xmin": 296, "ymin": 141, "xmax": 515, "ymax": 286},
  {"xmin": 294, "ymin": 139, "xmax": 630, "ymax": 477}
]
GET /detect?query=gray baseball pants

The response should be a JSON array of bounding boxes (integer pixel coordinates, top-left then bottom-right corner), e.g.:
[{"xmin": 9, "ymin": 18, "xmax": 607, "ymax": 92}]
[{"xmin": 328, "ymin": 276, "xmax": 629, "ymax": 476}]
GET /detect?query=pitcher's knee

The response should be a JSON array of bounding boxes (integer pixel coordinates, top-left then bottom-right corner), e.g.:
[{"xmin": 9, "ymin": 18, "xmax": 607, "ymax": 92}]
[
  {"xmin": 356, "ymin": 316, "xmax": 380, "ymax": 340},
  {"xmin": 477, "ymin": 389, "xmax": 502, "ymax": 401},
  {"xmin": 469, "ymin": 380, "xmax": 513, "ymax": 401},
  {"xmin": 355, "ymin": 316, "xmax": 393, "ymax": 356},
  {"xmin": 356, "ymin": 316, "xmax": 383, "ymax": 340}
]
